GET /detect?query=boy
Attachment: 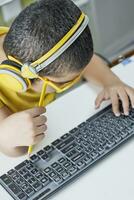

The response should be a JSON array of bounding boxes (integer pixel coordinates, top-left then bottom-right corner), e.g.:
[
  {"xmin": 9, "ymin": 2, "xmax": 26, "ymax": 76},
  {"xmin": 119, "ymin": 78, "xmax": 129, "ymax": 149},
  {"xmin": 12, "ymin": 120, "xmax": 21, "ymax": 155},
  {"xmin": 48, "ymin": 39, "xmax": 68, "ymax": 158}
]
[{"xmin": 0, "ymin": 0, "xmax": 134, "ymax": 157}]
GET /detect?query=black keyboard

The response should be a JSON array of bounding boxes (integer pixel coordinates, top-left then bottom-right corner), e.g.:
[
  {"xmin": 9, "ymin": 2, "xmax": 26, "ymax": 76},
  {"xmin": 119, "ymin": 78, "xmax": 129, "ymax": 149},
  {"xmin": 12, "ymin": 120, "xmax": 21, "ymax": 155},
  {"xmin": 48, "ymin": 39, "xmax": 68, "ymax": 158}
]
[{"xmin": 0, "ymin": 104, "xmax": 134, "ymax": 200}]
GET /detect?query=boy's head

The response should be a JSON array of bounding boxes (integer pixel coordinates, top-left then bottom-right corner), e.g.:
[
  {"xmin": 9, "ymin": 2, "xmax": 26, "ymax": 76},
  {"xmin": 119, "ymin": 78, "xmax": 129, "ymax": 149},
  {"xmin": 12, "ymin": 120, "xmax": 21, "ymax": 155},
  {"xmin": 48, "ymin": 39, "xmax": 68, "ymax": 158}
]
[{"xmin": 3, "ymin": 0, "xmax": 93, "ymax": 82}]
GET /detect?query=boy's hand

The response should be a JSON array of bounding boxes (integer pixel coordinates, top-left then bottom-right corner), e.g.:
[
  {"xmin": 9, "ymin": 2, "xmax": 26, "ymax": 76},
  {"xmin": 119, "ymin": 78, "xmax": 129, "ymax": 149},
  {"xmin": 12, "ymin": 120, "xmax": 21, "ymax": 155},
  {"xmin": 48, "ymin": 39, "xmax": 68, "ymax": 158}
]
[
  {"xmin": 0, "ymin": 107, "xmax": 47, "ymax": 148},
  {"xmin": 95, "ymin": 81, "xmax": 134, "ymax": 116}
]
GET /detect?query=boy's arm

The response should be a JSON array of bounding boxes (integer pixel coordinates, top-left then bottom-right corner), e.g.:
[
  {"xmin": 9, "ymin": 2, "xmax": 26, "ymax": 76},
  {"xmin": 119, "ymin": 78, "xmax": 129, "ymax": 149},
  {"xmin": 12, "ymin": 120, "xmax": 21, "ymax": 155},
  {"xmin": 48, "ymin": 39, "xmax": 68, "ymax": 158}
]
[
  {"xmin": 83, "ymin": 54, "xmax": 134, "ymax": 116},
  {"xmin": 83, "ymin": 54, "xmax": 120, "ymax": 87}
]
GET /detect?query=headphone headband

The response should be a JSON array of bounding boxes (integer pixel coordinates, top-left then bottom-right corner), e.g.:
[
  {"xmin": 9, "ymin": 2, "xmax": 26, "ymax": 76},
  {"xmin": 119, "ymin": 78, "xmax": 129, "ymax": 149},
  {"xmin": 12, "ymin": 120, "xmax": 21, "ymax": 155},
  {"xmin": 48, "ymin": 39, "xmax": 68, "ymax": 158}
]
[
  {"xmin": 35, "ymin": 15, "xmax": 89, "ymax": 73},
  {"xmin": 8, "ymin": 12, "xmax": 89, "ymax": 78}
]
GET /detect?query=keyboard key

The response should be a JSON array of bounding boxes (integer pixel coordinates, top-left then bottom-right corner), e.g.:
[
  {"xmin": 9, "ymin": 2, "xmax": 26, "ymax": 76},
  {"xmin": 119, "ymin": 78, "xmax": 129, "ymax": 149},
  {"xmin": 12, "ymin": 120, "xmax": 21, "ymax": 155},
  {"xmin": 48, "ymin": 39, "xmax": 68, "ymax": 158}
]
[
  {"xmin": 18, "ymin": 168, "xmax": 27, "ymax": 176},
  {"xmin": 66, "ymin": 149, "xmax": 78, "ymax": 158},
  {"xmin": 15, "ymin": 177, "xmax": 25, "ymax": 186},
  {"xmin": 10, "ymin": 172, "xmax": 20, "ymax": 181},
  {"xmin": 52, "ymin": 139, "xmax": 61, "ymax": 146},
  {"xmin": 53, "ymin": 176, "xmax": 63, "ymax": 184},
  {"xmin": 58, "ymin": 157, "xmax": 66, "ymax": 163},
  {"xmin": 61, "ymin": 142, "xmax": 76, "ymax": 154},
  {"xmin": 8, "ymin": 182, "xmax": 22, "ymax": 195},
  {"xmin": 51, "ymin": 162, "xmax": 60, "ymax": 168},
  {"xmin": 31, "ymin": 168, "xmax": 40, "ymax": 175},
  {"xmin": 114, "ymin": 135, "xmax": 122, "ymax": 143},
  {"xmin": 44, "ymin": 167, "xmax": 52, "ymax": 174},
  {"xmin": 44, "ymin": 145, "xmax": 54, "ymax": 153},
  {"xmin": 28, "ymin": 177, "xmax": 37, "ymax": 185},
  {"xmin": 69, "ymin": 127, "xmax": 78, "ymax": 134},
  {"xmin": 76, "ymin": 145, "xmax": 83, "ymax": 152},
  {"xmin": 77, "ymin": 161, "xmax": 85, "ymax": 169},
  {"xmin": 78, "ymin": 122, "xmax": 86, "ymax": 129},
  {"xmin": 24, "ymin": 172, "xmax": 33, "ymax": 180},
  {"xmin": 21, "ymin": 182, "xmax": 29, "ymax": 190},
  {"xmin": 41, "ymin": 153, "xmax": 49, "ymax": 161},
  {"xmin": 56, "ymin": 136, "xmax": 75, "ymax": 150},
  {"xmin": 26, "ymin": 163, "xmax": 35, "ymax": 171},
  {"xmin": 32, "ymin": 182, "xmax": 42, "ymax": 191},
  {"xmin": 63, "ymin": 161, "xmax": 72, "ymax": 169},
  {"xmin": 49, "ymin": 171, "xmax": 57, "ymax": 178},
  {"xmin": 61, "ymin": 133, "xmax": 70, "ymax": 140},
  {"xmin": 98, "ymin": 146, "xmax": 105, "ymax": 154},
  {"xmin": 35, "ymin": 172, "xmax": 44, "ymax": 180},
  {"xmin": 90, "ymin": 151, "xmax": 99, "ymax": 159},
  {"xmin": 30, "ymin": 154, "xmax": 40, "ymax": 162},
  {"xmin": 37, "ymin": 150, "xmax": 45, "ymax": 156},
  {"xmin": 17, "ymin": 192, "xmax": 28, "ymax": 200},
  {"xmin": 0, "ymin": 174, "xmax": 12, "ymax": 185},
  {"xmin": 68, "ymin": 166, "xmax": 78, "ymax": 175},
  {"xmin": 60, "ymin": 171, "xmax": 70, "ymax": 179},
  {"xmin": 83, "ymin": 156, "xmax": 92, "ymax": 164},
  {"xmin": 8, "ymin": 169, "xmax": 16, "ymax": 176},
  {"xmin": 15, "ymin": 161, "xmax": 27, "ymax": 171},
  {"xmin": 56, "ymin": 166, "xmax": 64, "ymax": 173},
  {"xmin": 72, "ymin": 152, "xmax": 85, "ymax": 162},
  {"xmin": 40, "ymin": 176, "xmax": 51, "ymax": 186},
  {"xmin": 25, "ymin": 187, "xmax": 35, "ymax": 197}
]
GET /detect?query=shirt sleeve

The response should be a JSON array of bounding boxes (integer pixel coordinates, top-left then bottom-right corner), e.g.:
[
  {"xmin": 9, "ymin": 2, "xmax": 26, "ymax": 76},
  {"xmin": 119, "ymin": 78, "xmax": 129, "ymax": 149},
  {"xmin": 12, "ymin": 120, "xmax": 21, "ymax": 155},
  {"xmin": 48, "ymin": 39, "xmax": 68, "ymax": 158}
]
[{"xmin": 0, "ymin": 100, "xmax": 4, "ymax": 108}]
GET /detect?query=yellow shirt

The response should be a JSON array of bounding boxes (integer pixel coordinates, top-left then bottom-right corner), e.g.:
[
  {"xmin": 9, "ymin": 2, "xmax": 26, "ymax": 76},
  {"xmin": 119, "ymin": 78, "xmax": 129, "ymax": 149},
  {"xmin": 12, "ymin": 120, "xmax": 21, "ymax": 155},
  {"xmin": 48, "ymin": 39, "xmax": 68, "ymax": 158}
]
[{"xmin": 0, "ymin": 27, "xmax": 56, "ymax": 112}]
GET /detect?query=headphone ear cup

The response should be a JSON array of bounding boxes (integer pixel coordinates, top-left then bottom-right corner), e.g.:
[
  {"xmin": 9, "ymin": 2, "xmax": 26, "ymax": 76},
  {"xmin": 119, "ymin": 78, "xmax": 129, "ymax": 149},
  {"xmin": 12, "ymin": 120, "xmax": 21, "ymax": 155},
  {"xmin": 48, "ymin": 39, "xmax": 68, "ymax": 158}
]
[{"xmin": 0, "ymin": 68, "xmax": 29, "ymax": 92}]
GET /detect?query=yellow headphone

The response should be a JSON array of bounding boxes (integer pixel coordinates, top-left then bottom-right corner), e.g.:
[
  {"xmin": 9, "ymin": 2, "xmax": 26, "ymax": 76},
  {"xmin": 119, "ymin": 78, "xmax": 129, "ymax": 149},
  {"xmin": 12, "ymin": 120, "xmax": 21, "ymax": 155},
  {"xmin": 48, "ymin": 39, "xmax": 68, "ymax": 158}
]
[{"xmin": 0, "ymin": 13, "xmax": 89, "ymax": 92}]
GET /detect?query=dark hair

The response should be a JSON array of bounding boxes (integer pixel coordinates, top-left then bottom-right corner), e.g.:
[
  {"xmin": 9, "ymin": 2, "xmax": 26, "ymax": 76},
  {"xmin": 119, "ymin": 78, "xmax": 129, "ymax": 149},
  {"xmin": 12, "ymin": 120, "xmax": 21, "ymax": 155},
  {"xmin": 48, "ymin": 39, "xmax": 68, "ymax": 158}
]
[{"xmin": 3, "ymin": 0, "xmax": 93, "ymax": 77}]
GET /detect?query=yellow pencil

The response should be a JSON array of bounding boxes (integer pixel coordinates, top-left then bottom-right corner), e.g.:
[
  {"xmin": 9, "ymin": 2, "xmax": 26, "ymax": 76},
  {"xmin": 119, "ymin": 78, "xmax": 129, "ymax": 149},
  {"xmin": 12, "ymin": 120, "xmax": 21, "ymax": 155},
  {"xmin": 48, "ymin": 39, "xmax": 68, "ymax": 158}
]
[{"xmin": 28, "ymin": 82, "xmax": 47, "ymax": 158}]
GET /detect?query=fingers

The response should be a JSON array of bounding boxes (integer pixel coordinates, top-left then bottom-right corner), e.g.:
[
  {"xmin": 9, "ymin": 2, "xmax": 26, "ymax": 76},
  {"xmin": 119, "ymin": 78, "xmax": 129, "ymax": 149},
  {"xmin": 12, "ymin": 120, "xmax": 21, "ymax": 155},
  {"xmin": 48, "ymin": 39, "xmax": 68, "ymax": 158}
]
[
  {"xmin": 110, "ymin": 91, "xmax": 120, "ymax": 116},
  {"xmin": 95, "ymin": 92, "xmax": 105, "ymax": 109},
  {"xmin": 118, "ymin": 88, "xmax": 129, "ymax": 115},
  {"xmin": 125, "ymin": 87, "xmax": 134, "ymax": 108},
  {"xmin": 33, "ymin": 115, "xmax": 47, "ymax": 126},
  {"xmin": 25, "ymin": 107, "xmax": 46, "ymax": 117},
  {"xmin": 36, "ymin": 124, "xmax": 47, "ymax": 135},
  {"xmin": 33, "ymin": 133, "xmax": 45, "ymax": 145}
]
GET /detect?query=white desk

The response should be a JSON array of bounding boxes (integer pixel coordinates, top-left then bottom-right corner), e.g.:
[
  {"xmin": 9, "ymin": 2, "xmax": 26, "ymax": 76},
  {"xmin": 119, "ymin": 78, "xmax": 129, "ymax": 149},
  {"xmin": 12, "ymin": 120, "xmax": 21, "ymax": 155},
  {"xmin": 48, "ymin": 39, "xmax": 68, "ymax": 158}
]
[{"xmin": 0, "ymin": 56, "xmax": 134, "ymax": 200}]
